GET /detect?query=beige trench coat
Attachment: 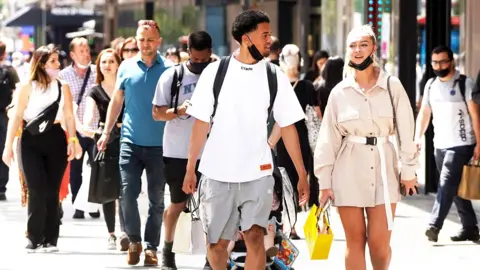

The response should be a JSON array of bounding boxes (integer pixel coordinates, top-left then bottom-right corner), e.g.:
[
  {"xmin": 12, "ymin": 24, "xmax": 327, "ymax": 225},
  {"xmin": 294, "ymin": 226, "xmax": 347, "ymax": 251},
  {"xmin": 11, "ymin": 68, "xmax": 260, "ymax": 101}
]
[{"xmin": 314, "ymin": 70, "xmax": 419, "ymax": 207}]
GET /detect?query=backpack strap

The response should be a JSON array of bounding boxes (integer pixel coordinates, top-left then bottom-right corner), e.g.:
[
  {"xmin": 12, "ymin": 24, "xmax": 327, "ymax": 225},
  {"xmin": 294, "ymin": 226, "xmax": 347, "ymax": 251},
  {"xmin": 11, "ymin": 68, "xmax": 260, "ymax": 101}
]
[
  {"xmin": 266, "ymin": 62, "xmax": 278, "ymax": 121},
  {"xmin": 457, "ymin": 74, "xmax": 467, "ymax": 100},
  {"xmin": 170, "ymin": 64, "xmax": 184, "ymax": 114},
  {"xmin": 211, "ymin": 55, "xmax": 231, "ymax": 121}
]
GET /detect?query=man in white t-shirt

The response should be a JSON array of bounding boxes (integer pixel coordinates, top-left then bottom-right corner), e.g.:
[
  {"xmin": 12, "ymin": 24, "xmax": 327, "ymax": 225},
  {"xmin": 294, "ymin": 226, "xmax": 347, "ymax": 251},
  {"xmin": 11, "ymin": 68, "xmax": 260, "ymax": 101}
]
[
  {"xmin": 182, "ymin": 10, "xmax": 309, "ymax": 270},
  {"xmin": 416, "ymin": 45, "xmax": 480, "ymax": 243},
  {"xmin": 152, "ymin": 30, "xmax": 213, "ymax": 270}
]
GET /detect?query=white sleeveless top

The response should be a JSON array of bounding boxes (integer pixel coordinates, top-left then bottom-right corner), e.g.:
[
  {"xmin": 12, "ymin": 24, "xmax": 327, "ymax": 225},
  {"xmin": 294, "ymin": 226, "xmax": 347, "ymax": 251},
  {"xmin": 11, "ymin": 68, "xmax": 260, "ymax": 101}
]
[{"xmin": 23, "ymin": 81, "xmax": 65, "ymax": 122}]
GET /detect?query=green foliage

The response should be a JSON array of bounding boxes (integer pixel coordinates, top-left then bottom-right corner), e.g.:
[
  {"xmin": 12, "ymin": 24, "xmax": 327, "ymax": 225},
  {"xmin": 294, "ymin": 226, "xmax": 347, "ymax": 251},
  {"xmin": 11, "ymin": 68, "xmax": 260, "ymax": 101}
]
[{"xmin": 155, "ymin": 6, "xmax": 197, "ymax": 45}]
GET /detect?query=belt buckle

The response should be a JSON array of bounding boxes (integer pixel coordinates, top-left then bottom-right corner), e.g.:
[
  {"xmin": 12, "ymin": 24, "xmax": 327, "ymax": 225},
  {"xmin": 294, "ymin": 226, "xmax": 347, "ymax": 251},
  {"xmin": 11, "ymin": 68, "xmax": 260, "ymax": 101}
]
[{"xmin": 366, "ymin": 136, "xmax": 377, "ymax": 146}]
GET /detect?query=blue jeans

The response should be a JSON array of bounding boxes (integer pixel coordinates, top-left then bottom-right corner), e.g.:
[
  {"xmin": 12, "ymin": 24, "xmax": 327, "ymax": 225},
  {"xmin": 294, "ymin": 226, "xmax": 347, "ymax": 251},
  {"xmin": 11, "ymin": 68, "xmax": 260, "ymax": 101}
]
[
  {"xmin": 429, "ymin": 144, "xmax": 478, "ymax": 230},
  {"xmin": 119, "ymin": 142, "xmax": 165, "ymax": 250}
]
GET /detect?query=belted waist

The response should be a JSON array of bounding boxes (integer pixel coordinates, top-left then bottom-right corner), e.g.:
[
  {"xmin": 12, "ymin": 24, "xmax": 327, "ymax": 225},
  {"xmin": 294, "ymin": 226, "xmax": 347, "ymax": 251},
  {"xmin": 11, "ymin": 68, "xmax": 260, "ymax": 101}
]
[
  {"xmin": 346, "ymin": 135, "xmax": 389, "ymax": 145},
  {"xmin": 346, "ymin": 135, "xmax": 394, "ymax": 231}
]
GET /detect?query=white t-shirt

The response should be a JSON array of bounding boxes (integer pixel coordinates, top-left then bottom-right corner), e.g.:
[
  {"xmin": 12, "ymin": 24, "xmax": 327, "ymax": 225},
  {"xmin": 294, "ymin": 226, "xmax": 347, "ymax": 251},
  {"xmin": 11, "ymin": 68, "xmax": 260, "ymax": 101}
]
[
  {"xmin": 152, "ymin": 63, "xmax": 200, "ymax": 159},
  {"xmin": 423, "ymin": 71, "xmax": 476, "ymax": 149},
  {"xmin": 24, "ymin": 80, "xmax": 65, "ymax": 122},
  {"xmin": 186, "ymin": 56, "xmax": 305, "ymax": 183}
]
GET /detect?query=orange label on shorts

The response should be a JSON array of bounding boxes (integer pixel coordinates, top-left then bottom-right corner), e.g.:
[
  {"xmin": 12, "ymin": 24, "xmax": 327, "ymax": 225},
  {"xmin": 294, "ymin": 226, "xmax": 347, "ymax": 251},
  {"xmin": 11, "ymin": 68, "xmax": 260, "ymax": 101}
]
[{"xmin": 260, "ymin": 163, "xmax": 272, "ymax": 171}]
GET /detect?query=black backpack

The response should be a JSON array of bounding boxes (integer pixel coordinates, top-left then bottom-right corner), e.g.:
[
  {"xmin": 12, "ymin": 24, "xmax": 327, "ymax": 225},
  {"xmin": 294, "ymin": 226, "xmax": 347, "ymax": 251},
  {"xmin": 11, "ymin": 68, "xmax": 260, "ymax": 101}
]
[
  {"xmin": 211, "ymin": 55, "xmax": 278, "ymax": 124},
  {"xmin": 170, "ymin": 64, "xmax": 185, "ymax": 114},
  {"xmin": 0, "ymin": 65, "xmax": 12, "ymax": 110}
]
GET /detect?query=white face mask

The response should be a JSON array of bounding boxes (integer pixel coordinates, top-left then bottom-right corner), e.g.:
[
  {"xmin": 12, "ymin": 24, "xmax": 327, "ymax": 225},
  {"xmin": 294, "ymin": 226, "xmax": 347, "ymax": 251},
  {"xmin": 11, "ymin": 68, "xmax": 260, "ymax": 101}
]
[{"xmin": 76, "ymin": 62, "xmax": 90, "ymax": 69}]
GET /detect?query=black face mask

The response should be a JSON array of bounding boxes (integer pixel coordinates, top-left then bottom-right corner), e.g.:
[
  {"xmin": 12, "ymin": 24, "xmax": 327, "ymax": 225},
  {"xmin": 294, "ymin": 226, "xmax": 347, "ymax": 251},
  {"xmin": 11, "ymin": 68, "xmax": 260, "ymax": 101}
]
[
  {"xmin": 248, "ymin": 44, "xmax": 264, "ymax": 61},
  {"xmin": 188, "ymin": 60, "xmax": 210, "ymax": 74},
  {"xmin": 245, "ymin": 35, "xmax": 264, "ymax": 61},
  {"xmin": 348, "ymin": 55, "xmax": 374, "ymax": 71},
  {"xmin": 433, "ymin": 66, "xmax": 451, "ymax": 78}
]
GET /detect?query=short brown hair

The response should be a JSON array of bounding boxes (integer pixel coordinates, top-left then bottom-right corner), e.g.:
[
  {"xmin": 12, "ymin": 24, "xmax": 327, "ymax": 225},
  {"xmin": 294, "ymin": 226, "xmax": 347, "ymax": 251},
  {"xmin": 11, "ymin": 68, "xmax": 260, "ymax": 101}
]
[
  {"xmin": 95, "ymin": 48, "xmax": 122, "ymax": 84},
  {"xmin": 30, "ymin": 46, "xmax": 59, "ymax": 90},
  {"xmin": 0, "ymin": 41, "xmax": 6, "ymax": 60},
  {"xmin": 69, "ymin": 37, "xmax": 89, "ymax": 52},
  {"xmin": 137, "ymin": 20, "xmax": 161, "ymax": 34}
]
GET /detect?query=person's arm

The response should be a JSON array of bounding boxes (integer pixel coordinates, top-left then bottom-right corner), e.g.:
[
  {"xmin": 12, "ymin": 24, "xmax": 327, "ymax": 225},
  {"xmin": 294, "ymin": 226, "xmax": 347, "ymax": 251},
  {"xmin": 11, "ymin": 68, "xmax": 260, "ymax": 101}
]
[
  {"xmin": 62, "ymin": 84, "xmax": 78, "ymax": 140},
  {"xmin": 152, "ymin": 67, "xmax": 186, "ymax": 121},
  {"xmin": 186, "ymin": 119, "xmax": 210, "ymax": 172},
  {"xmin": 414, "ymin": 78, "xmax": 433, "ymax": 141},
  {"xmin": 83, "ymin": 96, "xmax": 98, "ymax": 138},
  {"xmin": 313, "ymin": 93, "xmax": 342, "ymax": 190},
  {"xmin": 104, "ymin": 89, "xmax": 124, "ymax": 135},
  {"xmin": 390, "ymin": 77, "xmax": 419, "ymax": 181},
  {"xmin": 280, "ymin": 124, "xmax": 307, "ymax": 178},
  {"xmin": 4, "ymin": 83, "xmax": 30, "ymax": 150},
  {"xmin": 268, "ymin": 123, "xmax": 281, "ymax": 148}
]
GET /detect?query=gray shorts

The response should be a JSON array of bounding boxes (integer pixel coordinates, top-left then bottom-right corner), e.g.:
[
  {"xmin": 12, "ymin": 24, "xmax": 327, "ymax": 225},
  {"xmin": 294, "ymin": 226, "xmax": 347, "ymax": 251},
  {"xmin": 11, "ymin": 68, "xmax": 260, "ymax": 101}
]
[{"xmin": 199, "ymin": 175, "xmax": 275, "ymax": 244}]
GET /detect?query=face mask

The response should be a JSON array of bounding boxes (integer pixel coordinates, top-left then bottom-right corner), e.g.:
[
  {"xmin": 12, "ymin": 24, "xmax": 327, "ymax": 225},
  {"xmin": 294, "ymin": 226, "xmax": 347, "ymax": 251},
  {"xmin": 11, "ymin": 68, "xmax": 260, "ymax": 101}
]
[
  {"xmin": 46, "ymin": 68, "xmax": 59, "ymax": 78},
  {"xmin": 76, "ymin": 62, "xmax": 90, "ymax": 69},
  {"xmin": 433, "ymin": 66, "xmax": 451, "ymax": 78},
  {"xmin": 188, "ymin": 60, "xmax": 210, "ymax": 74},
  {"xmin": 246, "ymin": 35, "xmax": 264, "ymax": 61},
  {"xmin": 348, "ymin": 55, "xmax": 374, "ymax": 71}
]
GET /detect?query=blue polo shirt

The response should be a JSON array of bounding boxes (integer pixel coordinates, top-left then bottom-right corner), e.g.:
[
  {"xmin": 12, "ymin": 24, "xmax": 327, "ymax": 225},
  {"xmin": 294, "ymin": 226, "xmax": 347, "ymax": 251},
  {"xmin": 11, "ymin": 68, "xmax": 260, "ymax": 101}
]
[{"xmin": 116, "ymin": 53, "xmax": 171, "ymax": 147}]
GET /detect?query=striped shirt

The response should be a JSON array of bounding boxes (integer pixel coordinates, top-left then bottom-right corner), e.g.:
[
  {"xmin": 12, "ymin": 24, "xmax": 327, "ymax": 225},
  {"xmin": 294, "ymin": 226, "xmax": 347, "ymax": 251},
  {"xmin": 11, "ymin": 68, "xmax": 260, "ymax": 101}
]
[{"xmin": 59, "ymin": 65, "xmax": 99, "ymax": 130}]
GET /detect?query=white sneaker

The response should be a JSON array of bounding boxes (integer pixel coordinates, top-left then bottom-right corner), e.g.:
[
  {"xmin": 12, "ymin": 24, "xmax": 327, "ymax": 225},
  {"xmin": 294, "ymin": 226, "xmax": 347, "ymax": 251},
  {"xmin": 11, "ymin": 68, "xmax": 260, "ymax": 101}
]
[
  {"xmin": 107, "ymin": 236, "xmax": 117, "ymax": 250},
  {"xmin": 43, "ymin": 243, "xmax": 59, "ymax": 253}
]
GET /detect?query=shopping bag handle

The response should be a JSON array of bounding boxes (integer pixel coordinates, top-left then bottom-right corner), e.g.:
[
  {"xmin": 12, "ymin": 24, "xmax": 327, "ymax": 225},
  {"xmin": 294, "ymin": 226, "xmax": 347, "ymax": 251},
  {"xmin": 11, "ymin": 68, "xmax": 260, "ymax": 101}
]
[
  {"xmin": 316, "ymin": 199, "xmax": 332, "ymax": 226},
  {"xmin": 94, "ymin": 151, "xmax": 105, "ymax": 162},
  {"xmin": 468, "ymin": 158, "xmax": 480, "ymax": 167}
]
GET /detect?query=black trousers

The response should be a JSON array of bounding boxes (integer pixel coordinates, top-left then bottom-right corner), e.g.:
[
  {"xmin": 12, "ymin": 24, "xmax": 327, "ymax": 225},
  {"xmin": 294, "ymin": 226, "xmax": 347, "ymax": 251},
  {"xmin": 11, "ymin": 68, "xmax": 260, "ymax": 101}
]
[
  {"xmin": 0, "ymin": 112, "xmax": 9, "ymax": 193},
  {"xmin": 19, "ymin": 124, "xmax": 68, "ymax": 246}
]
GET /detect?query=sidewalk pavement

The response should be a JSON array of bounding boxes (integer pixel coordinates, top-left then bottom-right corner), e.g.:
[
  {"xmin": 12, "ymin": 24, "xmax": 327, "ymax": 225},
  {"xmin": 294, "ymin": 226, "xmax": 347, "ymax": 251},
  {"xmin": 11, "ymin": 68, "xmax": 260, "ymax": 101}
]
[{"xmin": 0, "ymin": 161, "xmax": 479, "ymax": 269}]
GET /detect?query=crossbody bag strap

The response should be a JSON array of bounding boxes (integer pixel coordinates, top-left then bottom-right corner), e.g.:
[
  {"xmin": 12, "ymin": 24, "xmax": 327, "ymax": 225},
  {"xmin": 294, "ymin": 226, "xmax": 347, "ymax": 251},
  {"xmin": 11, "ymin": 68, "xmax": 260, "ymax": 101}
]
[
  {"xmin": 76, "ymin": 66, "xmax": 91, "ymax": 105},
  {"xmin": 56, "ymin": 80, "xmax": 62, "ymax": 103},
  {"xmin": 386, "ymin": 75, "xmax": 401, "ymax": 148}
]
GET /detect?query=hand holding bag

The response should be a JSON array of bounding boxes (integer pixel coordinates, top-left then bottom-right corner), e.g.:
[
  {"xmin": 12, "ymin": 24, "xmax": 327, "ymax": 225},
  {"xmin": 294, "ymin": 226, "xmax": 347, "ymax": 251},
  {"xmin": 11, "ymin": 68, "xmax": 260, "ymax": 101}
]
[
  {"xmin": 172, "ymin": 194, "xmax": 206, "ymax": 255},
  {"xmin": 458, "ymin": 159, "xmax": 480, "ymax": 200},
  {"xmin": 303, "ymin": 200, "xmax": 334, "ymax": 260}
]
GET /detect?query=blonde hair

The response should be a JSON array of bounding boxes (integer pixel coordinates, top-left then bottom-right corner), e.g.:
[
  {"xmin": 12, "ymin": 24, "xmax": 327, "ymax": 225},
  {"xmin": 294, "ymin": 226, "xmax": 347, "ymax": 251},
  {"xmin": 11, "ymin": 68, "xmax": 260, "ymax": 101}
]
[
  {"xmin": 69, "ymin": 37, "xmax": 89, "ymax": 53},
  {"xmin": 279, "ymin": 44, "xmax": 302, "ymax": 74},
  {"xmin": 343, "ymin": 24, "xmax": 381, "ymax": 78}
]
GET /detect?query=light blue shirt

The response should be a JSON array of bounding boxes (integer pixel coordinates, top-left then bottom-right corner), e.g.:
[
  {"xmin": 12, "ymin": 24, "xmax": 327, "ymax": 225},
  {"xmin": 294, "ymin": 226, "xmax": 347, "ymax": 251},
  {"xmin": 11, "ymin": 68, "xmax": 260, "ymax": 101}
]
[{"xmin": 116, "ymin": 53, "xmax": 171, "ymax": 147}]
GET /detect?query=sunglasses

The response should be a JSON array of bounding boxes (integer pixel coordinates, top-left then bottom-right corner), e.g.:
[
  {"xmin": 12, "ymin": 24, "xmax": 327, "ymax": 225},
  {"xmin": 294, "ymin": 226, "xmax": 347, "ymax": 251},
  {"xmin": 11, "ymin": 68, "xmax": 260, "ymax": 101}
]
[{"xmin": 123, "ymin": 48, "xmax": 139, "ymax": 53}]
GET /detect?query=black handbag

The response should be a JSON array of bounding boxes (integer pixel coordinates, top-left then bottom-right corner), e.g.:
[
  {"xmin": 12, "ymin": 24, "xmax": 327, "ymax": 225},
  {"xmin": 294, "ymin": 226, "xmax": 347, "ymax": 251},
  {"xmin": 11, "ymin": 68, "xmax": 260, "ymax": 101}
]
[
  {"xmin": 24, "ymin": 80, "xmax": 62, "ymax": 135},
  {"xmin": 87, "ymin": 150, "xmax": 121, "ymax": 204}
]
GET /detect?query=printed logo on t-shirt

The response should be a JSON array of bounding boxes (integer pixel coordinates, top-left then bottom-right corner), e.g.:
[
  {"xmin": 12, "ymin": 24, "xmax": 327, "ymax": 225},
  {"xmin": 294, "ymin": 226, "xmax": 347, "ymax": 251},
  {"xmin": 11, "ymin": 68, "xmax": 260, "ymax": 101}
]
[
  {"xmin": 183, "ymin": 83, "xmax": 197, "ymax": 95},
  {"xmin": 260, "ymin": 163, "xmax": 272, "ymax": 171},
  {"xmin": 241, "ymin": 66, "xmax": 253, "ymax": 71},
  {"xmin": 458, "ymin": 109, "xmax": 467, "ymax": 142}
]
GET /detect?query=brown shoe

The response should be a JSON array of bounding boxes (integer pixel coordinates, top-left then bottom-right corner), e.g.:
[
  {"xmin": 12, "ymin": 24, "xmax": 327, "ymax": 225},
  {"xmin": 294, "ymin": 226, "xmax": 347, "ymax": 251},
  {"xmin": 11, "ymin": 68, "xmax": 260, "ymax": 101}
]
[
  {"xmin": 119, "ymin": 234, "xmax": 130, "ymax": 252},
  {"xmin": 127, "ymin": 242, "xmax": 142, "ymax": 265},
  {"xmin": 144, "ymin": 249, "xmax": 158, "ymax": 266}
]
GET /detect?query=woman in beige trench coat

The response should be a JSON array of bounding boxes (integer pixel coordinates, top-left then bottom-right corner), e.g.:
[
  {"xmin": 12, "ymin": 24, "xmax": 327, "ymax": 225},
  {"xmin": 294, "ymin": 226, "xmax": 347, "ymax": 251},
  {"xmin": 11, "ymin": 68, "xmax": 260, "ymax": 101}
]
[{"xmin": 314, "ymin": 25, "xmax": 420, "ymax": 270}]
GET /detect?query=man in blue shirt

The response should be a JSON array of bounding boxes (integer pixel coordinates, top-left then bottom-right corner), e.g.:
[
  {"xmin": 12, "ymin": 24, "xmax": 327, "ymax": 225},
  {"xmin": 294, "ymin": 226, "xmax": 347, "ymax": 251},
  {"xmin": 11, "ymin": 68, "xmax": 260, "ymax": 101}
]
[{"xmin": 98, "ymin": 20, "xmax": 170, "ymax": 267}]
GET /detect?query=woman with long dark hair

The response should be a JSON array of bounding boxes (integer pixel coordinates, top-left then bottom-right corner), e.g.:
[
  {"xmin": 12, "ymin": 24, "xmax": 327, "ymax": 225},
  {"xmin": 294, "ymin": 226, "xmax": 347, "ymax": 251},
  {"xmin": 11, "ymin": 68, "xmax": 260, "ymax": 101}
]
[
  {"xmin": 316, "ymin": 56, "xmax": 345, "ymax": 119},
  {"xmin": 83, "ymin": 48, "xmax": 125, "ymax": 250},
  {"xmin": 2, "ymin": 46, "xmax": 81, "ymax": 252},
  {"xmin": 304, "ymin": 50, "xmax": 329, "ymax": 83}
]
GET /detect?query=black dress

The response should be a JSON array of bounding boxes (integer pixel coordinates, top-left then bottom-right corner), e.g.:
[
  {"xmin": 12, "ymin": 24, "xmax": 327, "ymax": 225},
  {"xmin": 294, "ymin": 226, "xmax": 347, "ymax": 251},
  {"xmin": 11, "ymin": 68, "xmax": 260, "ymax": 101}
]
[
  {"xmin": 276, "ymin": 80, "xmax": 320, "ymax": 208},
  {"xmin": 87, "ymin": 85, "xmax": 124, "ymax": 204}
]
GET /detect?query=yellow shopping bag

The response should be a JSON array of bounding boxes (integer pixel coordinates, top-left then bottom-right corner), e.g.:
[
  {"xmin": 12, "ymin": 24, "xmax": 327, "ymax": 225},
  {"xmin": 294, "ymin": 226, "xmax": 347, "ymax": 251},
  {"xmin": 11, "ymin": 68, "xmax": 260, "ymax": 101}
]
[{"xmin": 303, "ymin": 202, "xmax": 334, "ymax": 260}]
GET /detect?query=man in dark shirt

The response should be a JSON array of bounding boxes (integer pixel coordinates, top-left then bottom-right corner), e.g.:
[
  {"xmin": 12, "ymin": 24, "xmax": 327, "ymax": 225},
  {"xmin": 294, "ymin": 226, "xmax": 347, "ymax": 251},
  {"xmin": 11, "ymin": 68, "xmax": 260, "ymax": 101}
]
[{"xmin": 0, "ymin": 41, "xmax": 20, "ymax": 201}]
